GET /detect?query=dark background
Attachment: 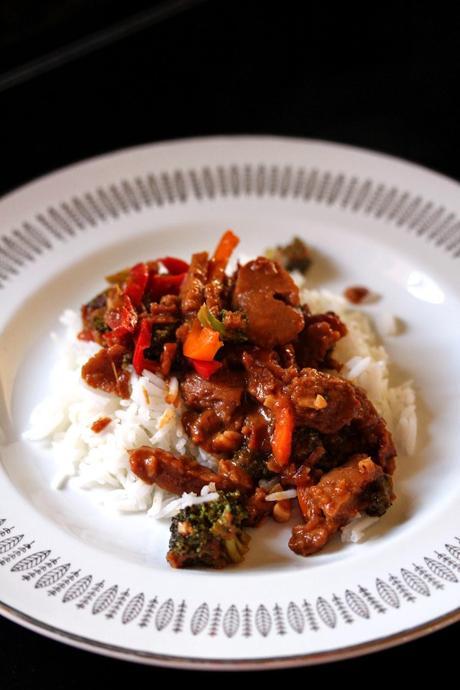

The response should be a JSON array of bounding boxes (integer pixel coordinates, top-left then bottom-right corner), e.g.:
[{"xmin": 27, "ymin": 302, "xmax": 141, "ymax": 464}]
[
  {"xmin": 2, "ymin": 0, "xmax": 460, "ymax": 198},
  {"xmin": 1, "ymin": 0, "xmax": 459, "ymax": 683}
]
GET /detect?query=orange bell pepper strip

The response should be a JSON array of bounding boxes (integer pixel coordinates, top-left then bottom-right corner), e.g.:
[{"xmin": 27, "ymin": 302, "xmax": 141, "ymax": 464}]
[
  {"xmin": 183, "ymin": 319, "xmax": 223, "ymax": 361},
  {"xmin": 208, "ymin": 230, "xmax": 239, "ymax": 280}
]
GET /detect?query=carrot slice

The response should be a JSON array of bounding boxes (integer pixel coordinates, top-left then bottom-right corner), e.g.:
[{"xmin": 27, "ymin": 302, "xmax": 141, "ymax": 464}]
[
  {"xmin": 271, "ymin": 397, "xmax": 295, "ymax": 466},
  {"xmin": 208, "ymin": 230, "xmax": 239, "ymax": 280},
  {"xmin": 183, "ymin": 320, "xmax": 223, "ymax": 361}
]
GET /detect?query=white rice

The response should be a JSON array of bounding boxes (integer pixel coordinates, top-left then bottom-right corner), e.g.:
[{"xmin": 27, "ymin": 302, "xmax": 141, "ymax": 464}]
[
  {"xmin": 151, "ymin": 483, "xmax": 220, "ymax": 520},
  {"xmin": 24, "ymin": 284, "xmax": 416, "ymax": 545},
  {"xmin": 24, "ymin": 309, "xmax": 216, "ymax": 513},
  {"xmin": 265, "ymin": 489, "xmax": 298, "ymax": 502},
  {"xmin": 340, "ymin": 514, "xmax": 381, "ymax": 543},
  {"xmin": 258, "ymin": 477, "xmax": 280, "ymax": 491}
]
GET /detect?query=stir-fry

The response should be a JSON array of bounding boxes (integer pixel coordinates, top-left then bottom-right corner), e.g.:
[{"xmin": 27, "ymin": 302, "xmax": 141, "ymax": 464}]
[{"xmin": 79, "ymin": 231, "xmax": 396, "ymax": 568}]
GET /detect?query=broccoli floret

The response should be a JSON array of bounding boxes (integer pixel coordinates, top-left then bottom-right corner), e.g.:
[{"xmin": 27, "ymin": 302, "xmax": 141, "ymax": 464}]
[
  {"xmin": 143, "ymin": 323, "xmax": 177, "ymax": 360},
  {"xmin": 232, "ymin": 447, "xmax": 274, "ymax": 482},
  {"xmin": 266, "ymin": 236, "xmax": 312, "ymax": 274},
  {"xmin": 291, "ymin": 427, "xmax": 323, "ymax": 462},
  {"xmin": 362, "ymin": 475, "xmax": 394, "ymax": 517},
  {"xmin": 81, "ymin": 290, "xmax": 110, "ymax": 338},
  {"xmin": 92, "ymin": 315, "xmax": 110, "ymax": 334},
  {"xmin": 167, "ymin": 490, "xmax": 250, "ymax": 569}
]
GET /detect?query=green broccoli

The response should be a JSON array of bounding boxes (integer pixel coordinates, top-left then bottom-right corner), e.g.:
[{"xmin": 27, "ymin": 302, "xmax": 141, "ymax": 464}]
[
  {"xmin": 231, "ymin": 447, "xmax": 275, "ymax": 482},
  {"xmin": 266, "ymin": 236, "xmax": 312, "ymax": 274},
  {"xmin": 92, "ymin": 315, "xmax": 110, "ymax": 334},
  {"xmin": 167, "ymin": 490, "xmax": 250, "ymax": 569},
  {"xmin": 143, "ymin": 323, "xmax": 177, "ymax": 360},
  {"xmin": 362, "ymin": 475, "xmax": 394, "ymax": 517}
]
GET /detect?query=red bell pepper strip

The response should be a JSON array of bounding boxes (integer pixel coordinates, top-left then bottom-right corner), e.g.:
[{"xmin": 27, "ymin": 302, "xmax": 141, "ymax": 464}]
[
  {"xmin": 190, "ymin": 359, "xmax": 223, "ymax": 379},
  {"xmin": 150, "ymin": 273, "xmax": 186, "ymax": 301},
  {"xmin": 133, "ymin": 319, "xmax": 158, "ymax": 375},
  {"xmin": 124, "ymin": 262, "xmax": 149, "ymax": 307},
  {"xmin": 159, "ymin": 257, "xmax": 189, "ymax": 275},
  {"xmin": 105, "ymin": 294, "xmax": 137, "ymax": 338},
  {"xmin": 102, "ymin": 330, "xmax": 132, "ymax": 347}
]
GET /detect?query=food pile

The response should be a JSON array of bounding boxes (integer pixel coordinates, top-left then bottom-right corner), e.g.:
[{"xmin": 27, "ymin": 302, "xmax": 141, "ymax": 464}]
[{"xmin": 76, "ymin": 231, "xmax": 397, "ymax": 568}]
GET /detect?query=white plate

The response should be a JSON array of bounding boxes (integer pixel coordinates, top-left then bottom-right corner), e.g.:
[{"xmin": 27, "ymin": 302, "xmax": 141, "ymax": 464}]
[{"xmin": 0, "ymin": 137, "xmax": 459, "ymax": 669}]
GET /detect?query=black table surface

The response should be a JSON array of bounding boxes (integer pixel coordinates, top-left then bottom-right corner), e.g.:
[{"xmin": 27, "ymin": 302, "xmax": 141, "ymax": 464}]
[{"xmin": 1, "ymin": 1, "xmax": 459, "ymax": 682}]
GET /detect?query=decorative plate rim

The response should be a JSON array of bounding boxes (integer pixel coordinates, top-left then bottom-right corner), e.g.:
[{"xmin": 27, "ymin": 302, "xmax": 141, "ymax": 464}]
[
  {"xmin": 0, "ymin": 599, "xmax": 458, "ymax": 669},
  {"xmin": 1, "ymin": 135, "xmax": 460, "ymax": 668},
  {"xmin": 3, "ymin": 134, "xmax": 460, "ymax": 208},
  {"xmin": 2, "ymin": 135, "xmax": 460, "ymax": 293}
]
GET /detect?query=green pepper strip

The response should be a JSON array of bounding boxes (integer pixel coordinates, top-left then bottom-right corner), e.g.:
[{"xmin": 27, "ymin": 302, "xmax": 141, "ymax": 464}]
[{"xmin": 197, "ymin": 304, "xmax": 226, "ymax": 335}]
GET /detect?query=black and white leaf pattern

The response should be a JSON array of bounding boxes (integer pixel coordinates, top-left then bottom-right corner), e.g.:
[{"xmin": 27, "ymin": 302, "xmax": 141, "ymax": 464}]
[
  {"xmin": 11, "ymin": 550, "xmax": 51, "ymax": 572},
  {"xmin": 376, "ymin": 579, "xmax": 400, "ymax": 608},
  {"xmin": 332, "ymin": 595, "xmax": 353, "ymax": 624},
  {"xmin": 35, "ymin": 563, "xmax": 70, "ymax": 589},
  {"xmin": 435, "ymin": 552, "xmax": 460, "ymax": 572},
  {"xmin": 92, "ymin": 585, "xmax": 118, "ymax": 615},
  {"xmin": 155, "ymin": 598, "xmax": 174, "ymax": 631},
  {"xmin": 425, "ymin": 558, "xmax": 458, "ymax": 583},
  {"xmin": 242, "ymin": 605, "xmax": 251, "ymax": 637},
  {"xmin": 190, "ymin": 603, "xmax": 209, "ymax": 636},
  {"xmin": 122, "ymin": 593, "xmax": 144, "ymax": 625},
  {"xmin": 273, "ymin": 604, "xmax": 286, "ymax": 635},
  {"xmin": 345, "ymin": 590, "xmax": 370, "ymax": 618},
  {"xmin": 287, "ymin": 602, "xmax": 304, "ymax": 633},
  {"xmin": 173, "ymin": 600, "xmax": 187, "ymax": 633},
  {"xmin": 302, "ymin": 600, "xmax": 319, "ymax": 631},
  {"xmin": 63, "ymin": 575, "xmax": 92, "ymax": 603},
  {"xmin": 223, "ymin": 604, "xmax": 240, "ymax": 638},
  {"xmin": 445, "ymin": 544, "xmax": 460, "ymax": 561},
  {"xmin": 255, "ymin": 604, "xmax": 272, "ymax": 637},
  {"xmin": 401, "ymin": 569, "xmax": 430, "ymax": 597},
  {"xmin": 208, "ymin": 605, "xmax": 222, "ymax": 637},
  {"xmin": 0, "ymin": 535, "xmax": 23, "ymax": 554},
  {"xmin": 316, "ymin": 597, "xmax": 337, "ymax": 628}
]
